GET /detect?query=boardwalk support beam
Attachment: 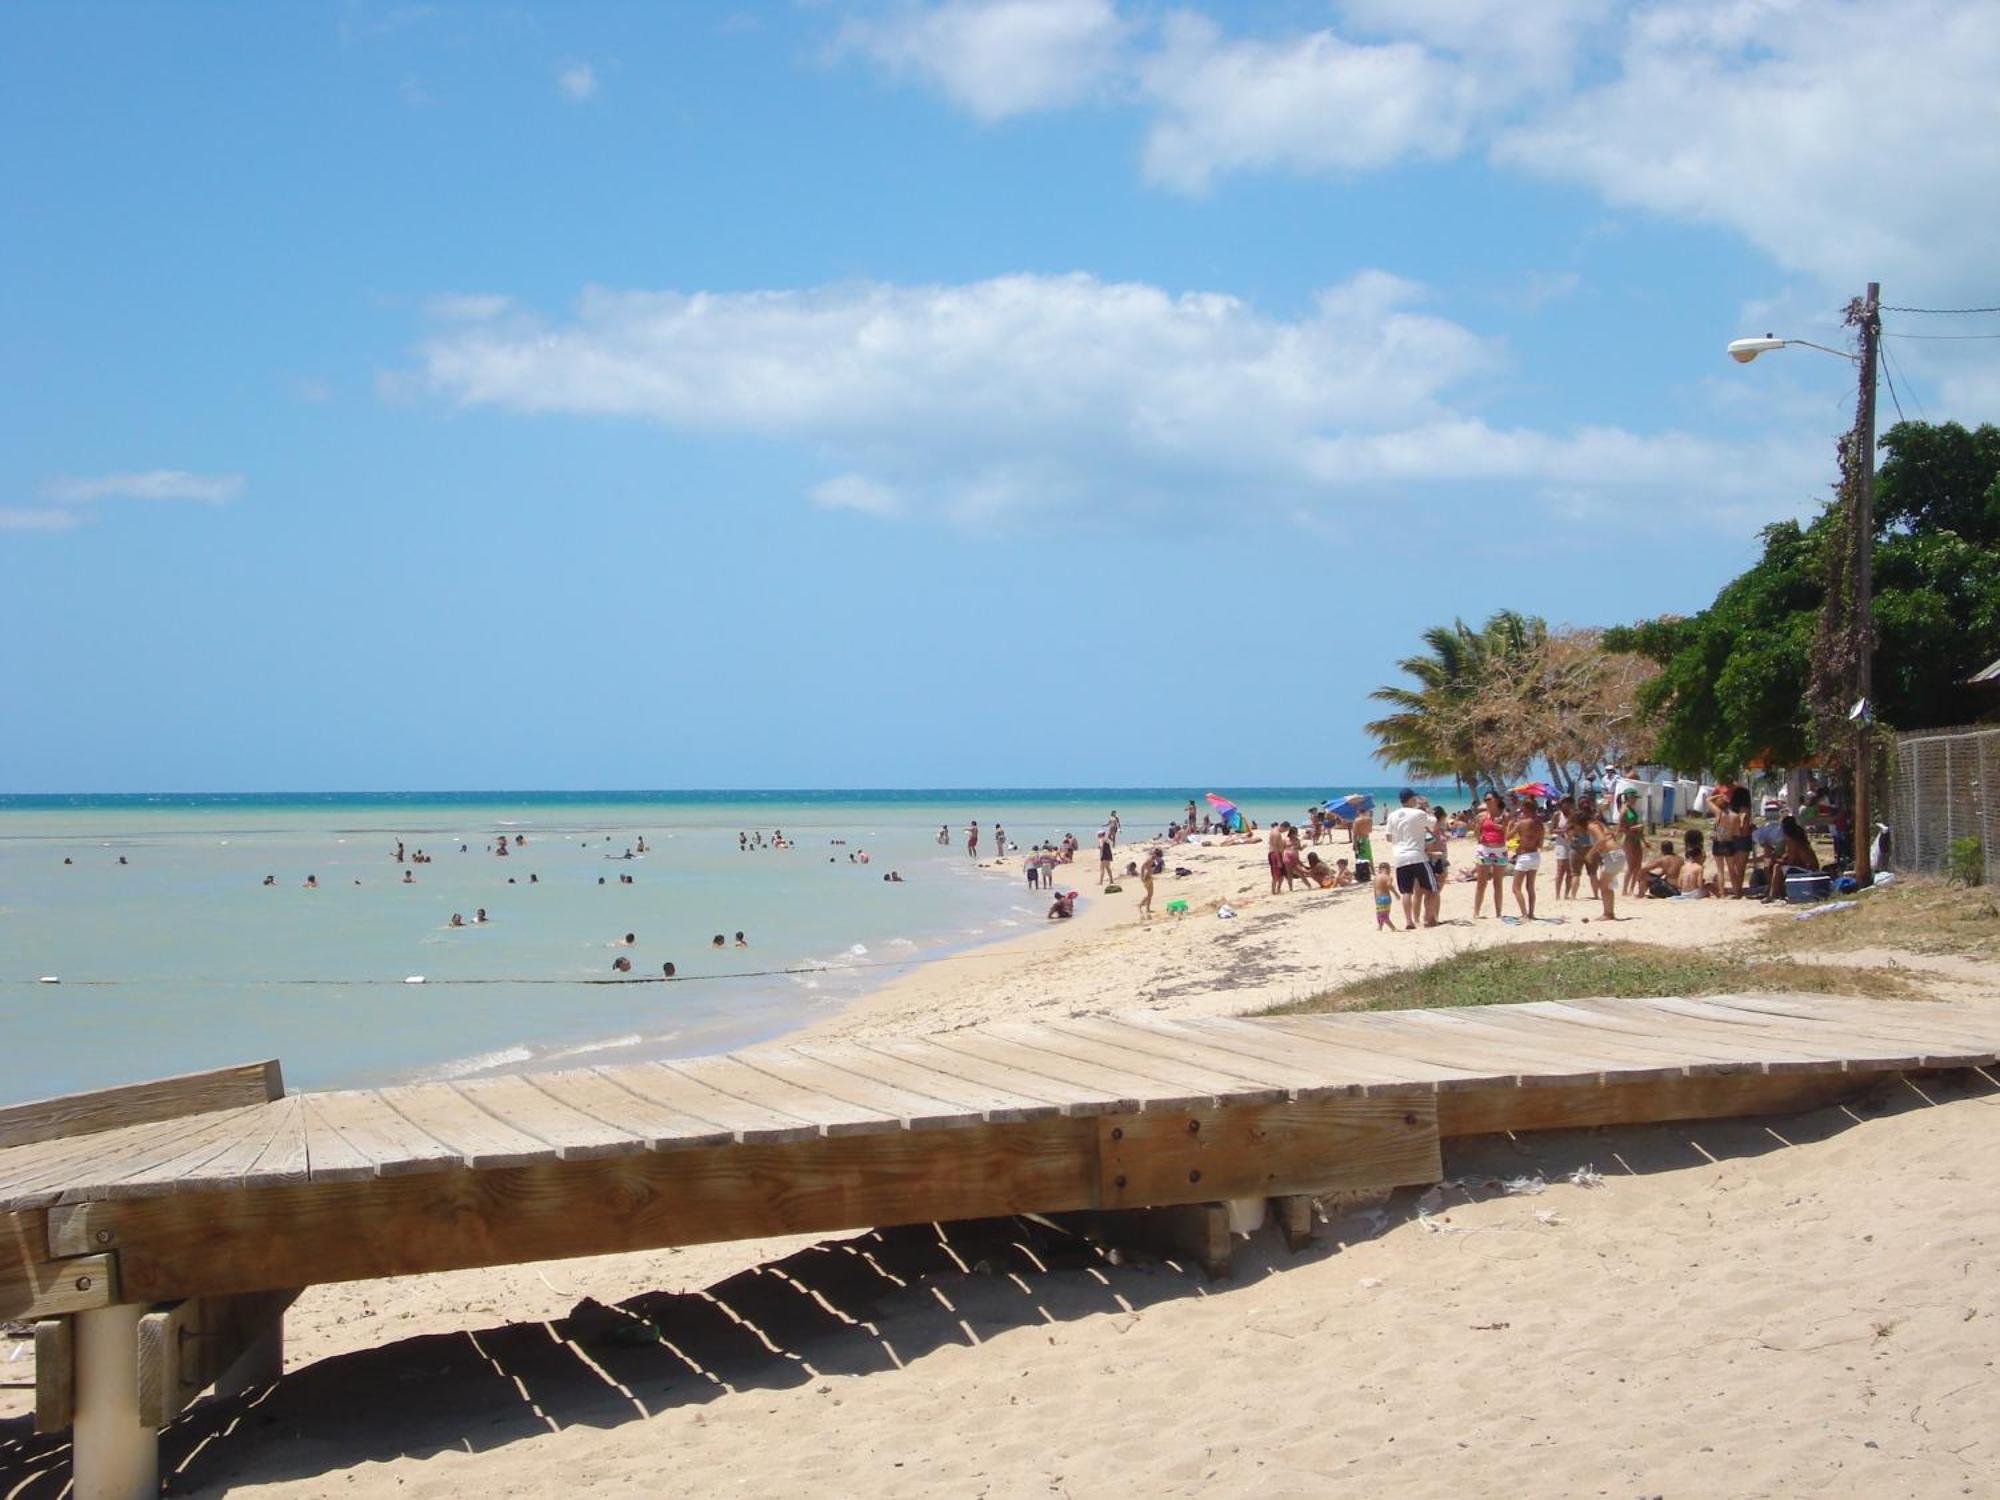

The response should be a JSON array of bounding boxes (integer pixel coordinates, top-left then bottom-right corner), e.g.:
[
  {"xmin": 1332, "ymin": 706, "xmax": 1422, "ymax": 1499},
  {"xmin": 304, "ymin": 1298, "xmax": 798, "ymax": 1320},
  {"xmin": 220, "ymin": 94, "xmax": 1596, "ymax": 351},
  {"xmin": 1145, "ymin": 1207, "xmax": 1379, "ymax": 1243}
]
[{"xmin": 73, "ymin": 1302, "xmax": 158, "ymax": 1500}]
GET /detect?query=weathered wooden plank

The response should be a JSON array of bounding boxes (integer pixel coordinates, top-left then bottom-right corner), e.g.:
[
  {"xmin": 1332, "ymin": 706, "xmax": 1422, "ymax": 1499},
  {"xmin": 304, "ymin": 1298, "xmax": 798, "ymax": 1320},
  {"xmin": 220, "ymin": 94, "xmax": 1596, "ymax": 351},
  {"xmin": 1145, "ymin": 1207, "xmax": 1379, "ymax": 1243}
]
[
  {"xmin": 1399, "ymin": 1008, "xmax": 1696, "ymax": 1083},
  {"xmin": 1, "ymin": 1207, "xmax": 113, "ymax": 1319},
  {"xmin": 861, "ymin": 1037, "xmax": 1122, "ymax": 1115},
  {"xmin": 1339, "ymin": 1012, "xmax": 1609, "ymax": 1087},
  {"xmin": 136, "ymin": 1288, "xmax": 299, "ymax": 1427},
  {"xmin": 452, "ymin": 1075, "xmax": 647, "ymax": 1160},
  {"xmin": 122, "ymin": 1098, "xmax": 304, "ymax": 1199},
  {"xmin": 662, "ymin": 1055, "xmax": 903, "ymax": 1137},
  {"xmin": 377, "ymin": 1084, "xmax": 560, "ymax": 1169},
  {"xmin": 520, "ymin": 1069, "xmax": 735, "ymax": 1150},
  {"xmin": 786, "ymin": 1041, "xmax": 1061, "ymax": 1125},
  {"xmin": 0, "ymin": 1108, "xmax": 271, "ymax": 1210},
  {"xmin": 54, "ymin": 1106, "xmax": 279, "ymax": 1204},
  {"xmin": 0, "ymin": 1061, "xmax": 283, "ymax": 1151},
  {"xmin": 50, "ymin": 1118, "xmax": 1106, "ymax": 1302},
  {"xmin": 34, "ymin": 1316, "xmax": 73, "ymax": 1432},
  {"xmin": 928, "ymin": 1029, "xmax": 1204, "ymax": 1112},
  {"xmin": 601, "ymin": 1062, "xmax": 820, "ymax": 1145},
  {"xmin": 1167, "ymin": 1016, "xmax": 1472, "ymax": 1092},
  {"xmin": 1437, "ymin": 1069, "xmax": 1870, "ymax": 1137},
  {"xmin": 300, "ymin": 1091, "xmax": 460, "ymax": 1179},
  {"xmin": 1096, "ymin": 1092, "xmax": 1440, "ymax": 1209},
  {"xmin": 1258, "ymin": 1015, "xmax": 1528, "ymax": 1090},
  {"xmin": 1555, "ymin": 997, "xmax": 1861, "ymax": 1073},
  {"xmin": 1500, "ymin": 1002, "xmax": 1771, "ymax": 1074},
  {"xmin": 298, "ymin": 1095, "xmax": 382, "ymax": 1182},
  {"xmin": 1047, "ymin": 1017, "xmax": 1342, "ymax": 1098},
  {"xmin": 1684, "ymin": 994, "xmax": 2000, "ymax": 1064},
  {"xmin": 985, "ymin": 1020, "xmax": 1286, "ymax": 1107},
  {"xmin": 729, "ymin": 1048, "xmax": 980, "ymax": 1131},
  {"xmin": 1648, "ymin": 997, "xmax": 1928, "ymax": 1070}
]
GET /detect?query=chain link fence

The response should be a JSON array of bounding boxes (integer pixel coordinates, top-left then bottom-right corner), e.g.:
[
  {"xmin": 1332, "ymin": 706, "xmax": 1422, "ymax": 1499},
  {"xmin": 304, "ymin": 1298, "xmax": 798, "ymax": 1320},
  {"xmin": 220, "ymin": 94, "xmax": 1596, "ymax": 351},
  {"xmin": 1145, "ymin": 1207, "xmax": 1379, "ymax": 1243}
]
[{"xmin": 1889, "ymin": 724, "xmax": 1999, "ymax": 883}]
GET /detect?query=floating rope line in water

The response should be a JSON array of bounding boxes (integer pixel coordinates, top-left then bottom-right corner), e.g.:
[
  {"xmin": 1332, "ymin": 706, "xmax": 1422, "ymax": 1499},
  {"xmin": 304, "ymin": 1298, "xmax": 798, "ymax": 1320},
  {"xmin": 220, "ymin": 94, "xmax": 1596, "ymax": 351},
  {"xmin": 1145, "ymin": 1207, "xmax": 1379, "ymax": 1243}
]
[{"xmin": 6, "ymin": 947, "xmax": 1031, "ymax": 989}]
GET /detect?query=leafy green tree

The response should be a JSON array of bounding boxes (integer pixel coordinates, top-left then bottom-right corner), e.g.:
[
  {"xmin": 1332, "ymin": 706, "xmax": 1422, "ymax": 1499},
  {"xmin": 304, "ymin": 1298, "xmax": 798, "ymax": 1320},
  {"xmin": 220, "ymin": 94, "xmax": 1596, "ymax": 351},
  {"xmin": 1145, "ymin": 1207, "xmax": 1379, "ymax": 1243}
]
[
  {"xmin": 1366, "ymin": 611, "xmax": 1546, "ymax": 792},
  {"xmin": 1607, "ymin": 420, "xmax": 2000, "ymax": 774}
]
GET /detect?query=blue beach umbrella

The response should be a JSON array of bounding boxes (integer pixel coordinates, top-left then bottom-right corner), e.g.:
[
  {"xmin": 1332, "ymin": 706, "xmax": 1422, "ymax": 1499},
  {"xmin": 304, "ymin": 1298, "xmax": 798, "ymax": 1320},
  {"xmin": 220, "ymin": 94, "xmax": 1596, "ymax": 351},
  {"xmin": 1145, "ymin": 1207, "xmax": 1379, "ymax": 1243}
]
[{"xmin": 1322, "ymin": 793, "xmax": 1374, "ymax": 820}]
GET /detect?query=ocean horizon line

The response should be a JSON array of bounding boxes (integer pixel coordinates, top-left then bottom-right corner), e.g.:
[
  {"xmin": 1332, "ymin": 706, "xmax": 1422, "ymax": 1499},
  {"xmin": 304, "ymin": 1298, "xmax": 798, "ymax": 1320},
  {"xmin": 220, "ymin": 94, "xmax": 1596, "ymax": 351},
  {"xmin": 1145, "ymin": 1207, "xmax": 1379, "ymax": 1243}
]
[{"xmin": 0, "ymin": 783, "xmax": 1452, "ymax": 808}]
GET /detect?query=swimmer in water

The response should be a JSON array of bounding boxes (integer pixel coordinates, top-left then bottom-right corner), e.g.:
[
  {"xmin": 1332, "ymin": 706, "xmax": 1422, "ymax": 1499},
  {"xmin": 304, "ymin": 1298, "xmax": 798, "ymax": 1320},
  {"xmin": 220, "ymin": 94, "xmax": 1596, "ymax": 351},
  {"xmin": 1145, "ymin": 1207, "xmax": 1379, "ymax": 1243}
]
[
  {"xmin": 402, "ymin": 870, "xmax": 414, "ymax": 883},
  {"xmin": 734, "ymin": 931, "xmax": 747, "ymax": 947},
  {"xmin": 529, "ymin": 872, "xmax": 538, "ymax": 883},
  {"xmin": 612, "ymin": 955, "xmax": 632, "ymax": 973},
  {"xmin": 304, "ymin": 875, "xmax": 318, "ymax": 889},
  {"xmin": 475, "ymin": 908, "xmax": 488, "ymax": 924},
  {"xmin": 449, "ymin": 913, "xmax": 465, "ymax": 927},
  {"xmin": 662, "ymin": 961, "xmax": 676, "ymax": 978},
  {"xmin": 616, "ymin": 932, "xmax": 635, "ymax": 947},
  {"xmin": 262, "ymin": 875, "xmax": 275, "ymax": 886},
  {"xmin": 711, "ymin": 934, "xmax": 725, "ymax": 948}
]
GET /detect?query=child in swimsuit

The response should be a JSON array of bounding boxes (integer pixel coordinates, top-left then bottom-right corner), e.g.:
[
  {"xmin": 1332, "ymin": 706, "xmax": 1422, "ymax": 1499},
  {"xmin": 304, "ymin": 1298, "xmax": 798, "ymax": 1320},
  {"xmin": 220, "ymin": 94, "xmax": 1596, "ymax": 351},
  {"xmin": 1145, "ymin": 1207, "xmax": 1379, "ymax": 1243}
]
[{"xmin": 1372, "ymin": 863, "xmax": 1395, "ymax": 929}]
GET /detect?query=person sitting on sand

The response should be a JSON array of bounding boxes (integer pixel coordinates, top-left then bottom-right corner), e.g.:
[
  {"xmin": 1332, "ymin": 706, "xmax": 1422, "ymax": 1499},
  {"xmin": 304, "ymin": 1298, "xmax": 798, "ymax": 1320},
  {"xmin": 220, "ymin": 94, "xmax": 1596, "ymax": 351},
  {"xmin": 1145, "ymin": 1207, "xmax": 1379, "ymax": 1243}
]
[
  {"xmin": 1047, "ymin": 891, "xmax": 1076, "ymax": 919},
  {"xmin": 1641, "ymin": 840, "xmax": 1684, "ymax": 894},
  {"xmin": 1677, "ymin": 830, "xmax": 1713, "ymax": 895},
  {"xmin": 1302, "ymin": 851, "xmax": 1336, "ymax": 888},
  {"xmin": 1333, "ymin": 856, "xmax": 1353, "ymax": 887}
]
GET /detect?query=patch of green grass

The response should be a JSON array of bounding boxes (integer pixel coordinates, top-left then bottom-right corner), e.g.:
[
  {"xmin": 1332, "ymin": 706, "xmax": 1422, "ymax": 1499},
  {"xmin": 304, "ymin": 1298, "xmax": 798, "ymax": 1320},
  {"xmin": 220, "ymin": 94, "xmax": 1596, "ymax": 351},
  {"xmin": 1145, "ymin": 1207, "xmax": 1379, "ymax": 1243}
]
[
  {"xmin": 1754, "ymin": 875, "xmax": 2000, "ymax": 961},
  {"xmin": 1266, "ymin": 939, "xmax": 1924, "ymax": 1017}
]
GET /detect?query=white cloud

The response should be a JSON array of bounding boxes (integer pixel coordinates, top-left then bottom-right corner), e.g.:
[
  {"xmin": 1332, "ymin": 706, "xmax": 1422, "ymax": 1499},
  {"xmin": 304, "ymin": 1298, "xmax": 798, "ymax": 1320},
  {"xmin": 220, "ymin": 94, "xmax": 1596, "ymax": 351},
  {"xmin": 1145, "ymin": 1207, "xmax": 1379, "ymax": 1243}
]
[
  {"xmin": 43, "ymin": 470, "xmax": 244, "ymax": 505},
  {"xmin": 427, "ymin": 292, "xmax": 516, "ymax": 321},
  {"xmin": 556, "ymin": 61, "xmax": 598, "ymax": 102},
  {"xmin": 1495, "ymin": 0, "xmax": 2000, "ymax": 293},
  {"xmin": 811, "ymin": 473, "xmax": 903, "ymax": 516},
  {"xmin": 838, "ymin": 0, "xmax": 1127, "ymax": 121},
  {"xmin": 0, "ymin": 507, "xmax": 82, "ymax": 533},
  {"xmin": 408, "ymin": 270, "xmax": 1808, "ymax": 526},
  {"xmin": 837, "ymin": 1, "xmax": 2000, "ymax": 302},
  {"xmin": 1139, "ymin": 13, "xmax": 1476, "ymax": 192}
]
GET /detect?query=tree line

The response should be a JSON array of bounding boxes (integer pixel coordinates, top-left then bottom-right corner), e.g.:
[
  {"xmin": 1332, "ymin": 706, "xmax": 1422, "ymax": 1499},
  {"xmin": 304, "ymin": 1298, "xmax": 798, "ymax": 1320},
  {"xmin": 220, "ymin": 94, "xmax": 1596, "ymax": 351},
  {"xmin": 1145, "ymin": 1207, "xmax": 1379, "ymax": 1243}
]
[{"xmin": 1368, "ymin": 420, "xmax": 2000, "ymax": 788}]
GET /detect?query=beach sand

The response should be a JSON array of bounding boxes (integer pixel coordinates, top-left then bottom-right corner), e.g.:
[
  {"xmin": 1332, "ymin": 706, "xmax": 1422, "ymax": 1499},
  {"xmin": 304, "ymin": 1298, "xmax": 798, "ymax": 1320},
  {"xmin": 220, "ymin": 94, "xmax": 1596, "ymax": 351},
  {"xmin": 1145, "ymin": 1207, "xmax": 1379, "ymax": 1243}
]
[{"xmin": 6, "ymin": 837, "xmax": 1996, "ymax": 1497}]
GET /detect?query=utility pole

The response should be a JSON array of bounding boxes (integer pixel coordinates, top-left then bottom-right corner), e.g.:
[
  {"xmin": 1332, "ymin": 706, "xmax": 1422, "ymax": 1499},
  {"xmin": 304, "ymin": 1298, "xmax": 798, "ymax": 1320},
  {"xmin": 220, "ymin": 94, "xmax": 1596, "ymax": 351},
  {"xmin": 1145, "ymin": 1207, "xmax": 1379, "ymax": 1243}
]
[{"xmin": 1852, "ymin": 282, "xmax": 1879, "ymax": 884}]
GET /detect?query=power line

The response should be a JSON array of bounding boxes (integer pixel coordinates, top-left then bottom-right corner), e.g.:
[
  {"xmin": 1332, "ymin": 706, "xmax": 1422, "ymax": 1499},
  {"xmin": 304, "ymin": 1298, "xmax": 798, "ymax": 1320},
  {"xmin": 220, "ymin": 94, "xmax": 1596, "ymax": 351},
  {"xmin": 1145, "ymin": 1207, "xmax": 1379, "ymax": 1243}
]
[
  {"xmin": 1881, "ymin": 303, "xmax": 2000, "ymax": 314},
  {"xmin": 1882, "ymin": 331, "xmax": 2000, "ymax": 341},
  {"xmin": 1882, "ymin": 339, "xmax": 1927, "ymax": 422},
  {"xmin": 1878, "ymin": 355, "xmax": 1907, "ymax": 424}
]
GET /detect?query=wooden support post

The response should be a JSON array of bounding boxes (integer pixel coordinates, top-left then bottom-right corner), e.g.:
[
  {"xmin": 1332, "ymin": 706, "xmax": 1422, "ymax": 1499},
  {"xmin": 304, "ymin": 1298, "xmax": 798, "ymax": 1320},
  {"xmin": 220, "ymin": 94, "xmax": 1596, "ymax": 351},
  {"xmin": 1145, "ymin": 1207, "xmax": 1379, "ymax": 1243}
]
[
  {"xmin": 1273, "ymin": 1194, "xmax": 1316, "ymax": 1252},
  {"xmin": 137, "ymin": 1289, "xmax": 298, "ymax": 1427},
  {"xmin": 73, "ymin": 1303, "xmax": 158, "ymax": 1500},
  {"xmin": 1061, "ymin": 1201, "xmax": 1237, "ymax": 1279},
  {"xmin": 34, "ymin": 1315, "xmax": 75, "ymax": 1433}
]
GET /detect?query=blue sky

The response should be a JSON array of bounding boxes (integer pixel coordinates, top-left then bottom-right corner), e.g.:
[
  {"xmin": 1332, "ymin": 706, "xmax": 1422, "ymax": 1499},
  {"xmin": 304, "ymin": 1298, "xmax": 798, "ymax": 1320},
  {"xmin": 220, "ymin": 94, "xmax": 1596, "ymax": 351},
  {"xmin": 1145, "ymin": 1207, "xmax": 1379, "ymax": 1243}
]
[{"xmin": 5, "ymin": 0, "xmax": 1997, "ymax": 792}]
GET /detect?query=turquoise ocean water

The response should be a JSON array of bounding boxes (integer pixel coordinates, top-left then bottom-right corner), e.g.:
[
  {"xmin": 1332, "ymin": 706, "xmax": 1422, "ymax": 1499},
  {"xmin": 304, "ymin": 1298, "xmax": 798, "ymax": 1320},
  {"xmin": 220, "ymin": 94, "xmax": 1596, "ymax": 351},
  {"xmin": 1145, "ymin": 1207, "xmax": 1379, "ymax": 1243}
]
[{"xmin": 0, "ymin": 788, "xmax": 1439, "ymax": 1106}]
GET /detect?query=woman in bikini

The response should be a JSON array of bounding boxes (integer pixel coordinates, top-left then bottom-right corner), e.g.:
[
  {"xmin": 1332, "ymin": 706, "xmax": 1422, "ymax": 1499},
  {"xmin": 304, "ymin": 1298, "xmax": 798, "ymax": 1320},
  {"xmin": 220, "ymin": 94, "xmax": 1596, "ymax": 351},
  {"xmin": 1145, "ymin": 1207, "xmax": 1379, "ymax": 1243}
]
[
  {"xmin": 1712, "ymin": 785, "xmax": 1754, "ymax": 898},
  {"xmin": 1472, "ymin": 791, "xmax": 1510, "ymax": 919}
]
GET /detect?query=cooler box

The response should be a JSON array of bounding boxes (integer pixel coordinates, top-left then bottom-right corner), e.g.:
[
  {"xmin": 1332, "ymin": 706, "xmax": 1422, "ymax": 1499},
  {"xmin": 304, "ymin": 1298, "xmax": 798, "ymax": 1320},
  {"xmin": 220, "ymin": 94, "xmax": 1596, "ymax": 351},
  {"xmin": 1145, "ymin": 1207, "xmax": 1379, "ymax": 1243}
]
[{"xmin": 1784, "ymin": 871, "xmax": 1832, "ymax": 903}]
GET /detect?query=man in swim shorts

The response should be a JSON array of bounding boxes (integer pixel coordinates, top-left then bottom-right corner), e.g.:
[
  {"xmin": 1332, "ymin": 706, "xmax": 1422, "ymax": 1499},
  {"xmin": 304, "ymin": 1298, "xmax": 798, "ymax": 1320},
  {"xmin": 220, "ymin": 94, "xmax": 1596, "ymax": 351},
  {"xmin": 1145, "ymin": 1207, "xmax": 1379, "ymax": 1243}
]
[{"xmin": 1384, "ymin": 788, "xmax": 1436, "ymax": 931}]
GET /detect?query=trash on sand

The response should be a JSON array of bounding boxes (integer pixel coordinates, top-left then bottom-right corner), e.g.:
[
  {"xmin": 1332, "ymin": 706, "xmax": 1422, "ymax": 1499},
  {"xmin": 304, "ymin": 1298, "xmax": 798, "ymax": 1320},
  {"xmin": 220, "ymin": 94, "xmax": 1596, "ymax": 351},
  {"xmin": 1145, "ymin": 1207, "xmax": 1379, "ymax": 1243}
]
[
  {"xmin": 1216, "ymin": 904, "xmax": 1238, "ymax": 919},
  {"xmin": 1534, "ymin": 1208, "xmax": 1564, "ymax": 1226},
  {"xmin": 1499, "ymin": 1175, "xmax": 1547, "ymax": 1196},
  {"xmin": 1358, "ymin": 1277, "xmax": 1383, "ymax": 1289},
  {"xmin": 1568, "ymin": 1165, "xmax": 1605, "ymax": 1188},
  {"xmin": 1793, "ymin": 900, "xmax": 1859, "ymax": 920}
]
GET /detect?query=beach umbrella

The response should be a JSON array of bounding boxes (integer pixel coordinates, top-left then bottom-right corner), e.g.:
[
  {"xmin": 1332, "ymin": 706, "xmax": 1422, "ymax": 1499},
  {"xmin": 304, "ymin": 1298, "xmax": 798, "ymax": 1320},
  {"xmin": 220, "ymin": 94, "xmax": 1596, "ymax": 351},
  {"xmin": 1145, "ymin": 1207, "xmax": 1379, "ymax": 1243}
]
[
  {"xmin": 1204, "ymin": 791, "xmax": 1242, "ymax": 831},
  {"xmin": 1510, "ymin": 780, "xmax": 1559, "ymax": 799},
  {"xmin": 1322, "ymin": 793, "xmax": 1373, "ymax": 819}
]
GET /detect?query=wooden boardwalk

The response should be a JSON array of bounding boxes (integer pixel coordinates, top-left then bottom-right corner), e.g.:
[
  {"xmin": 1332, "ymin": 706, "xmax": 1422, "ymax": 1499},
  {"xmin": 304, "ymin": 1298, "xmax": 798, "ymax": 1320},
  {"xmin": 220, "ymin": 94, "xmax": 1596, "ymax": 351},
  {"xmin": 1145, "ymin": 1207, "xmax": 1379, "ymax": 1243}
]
[{"xmin": 5, "ymin": 992, "xmax": 1998, "ymax": 1500}]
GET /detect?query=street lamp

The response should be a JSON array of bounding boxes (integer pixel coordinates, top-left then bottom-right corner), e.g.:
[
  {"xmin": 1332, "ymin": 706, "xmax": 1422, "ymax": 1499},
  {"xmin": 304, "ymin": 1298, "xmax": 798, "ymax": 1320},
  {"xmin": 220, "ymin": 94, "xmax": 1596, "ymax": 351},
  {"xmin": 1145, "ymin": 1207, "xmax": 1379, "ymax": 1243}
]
[{"xmin": 1727, "ymin": 282, "xmax": 1881, "ymax": 884}]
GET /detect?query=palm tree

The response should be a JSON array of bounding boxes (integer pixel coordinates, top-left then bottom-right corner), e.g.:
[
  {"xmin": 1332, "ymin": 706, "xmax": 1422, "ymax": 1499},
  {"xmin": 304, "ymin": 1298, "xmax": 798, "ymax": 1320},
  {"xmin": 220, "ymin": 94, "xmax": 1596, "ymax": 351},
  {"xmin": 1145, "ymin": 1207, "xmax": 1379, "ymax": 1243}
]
[{"xmin": 1365, "ymin": 612, "xmax": 1547, "ymax": 793}]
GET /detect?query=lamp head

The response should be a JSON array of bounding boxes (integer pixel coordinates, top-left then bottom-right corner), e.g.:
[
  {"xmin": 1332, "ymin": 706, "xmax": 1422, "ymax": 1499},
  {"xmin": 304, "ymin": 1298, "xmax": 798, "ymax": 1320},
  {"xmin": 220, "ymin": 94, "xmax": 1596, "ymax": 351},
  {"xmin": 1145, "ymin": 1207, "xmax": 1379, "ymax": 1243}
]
[{"xmin": 1728, "ymin": 335, "xmax": 1786, "ymax": 363}]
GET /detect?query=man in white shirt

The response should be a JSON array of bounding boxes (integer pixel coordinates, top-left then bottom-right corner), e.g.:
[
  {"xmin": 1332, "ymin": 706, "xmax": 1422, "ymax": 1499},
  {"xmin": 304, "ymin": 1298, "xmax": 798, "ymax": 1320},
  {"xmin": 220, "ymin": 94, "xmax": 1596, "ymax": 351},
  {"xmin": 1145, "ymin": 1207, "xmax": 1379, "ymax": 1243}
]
[{"xmin": 1384, "ymin": 788, "xmax": 1436, "ymax": 931}]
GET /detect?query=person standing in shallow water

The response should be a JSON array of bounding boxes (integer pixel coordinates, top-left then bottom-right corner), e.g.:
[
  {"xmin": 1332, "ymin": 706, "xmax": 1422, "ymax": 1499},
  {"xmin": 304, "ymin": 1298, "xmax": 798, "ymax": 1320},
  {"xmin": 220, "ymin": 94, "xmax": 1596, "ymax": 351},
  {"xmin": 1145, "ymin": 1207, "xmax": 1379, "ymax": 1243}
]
[{"xmin": 966, "ymin": 821, "xmax": 979, "ymax": 859}]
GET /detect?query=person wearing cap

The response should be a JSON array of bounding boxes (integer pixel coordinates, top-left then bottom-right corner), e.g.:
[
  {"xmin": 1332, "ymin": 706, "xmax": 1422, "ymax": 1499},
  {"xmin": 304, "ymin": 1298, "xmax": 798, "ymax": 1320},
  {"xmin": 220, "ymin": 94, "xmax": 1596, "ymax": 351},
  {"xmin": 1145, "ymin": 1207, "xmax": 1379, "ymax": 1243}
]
[{"xmin": 1383, "ymin": 788, "xmax": 1436, "ymax": 931}]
